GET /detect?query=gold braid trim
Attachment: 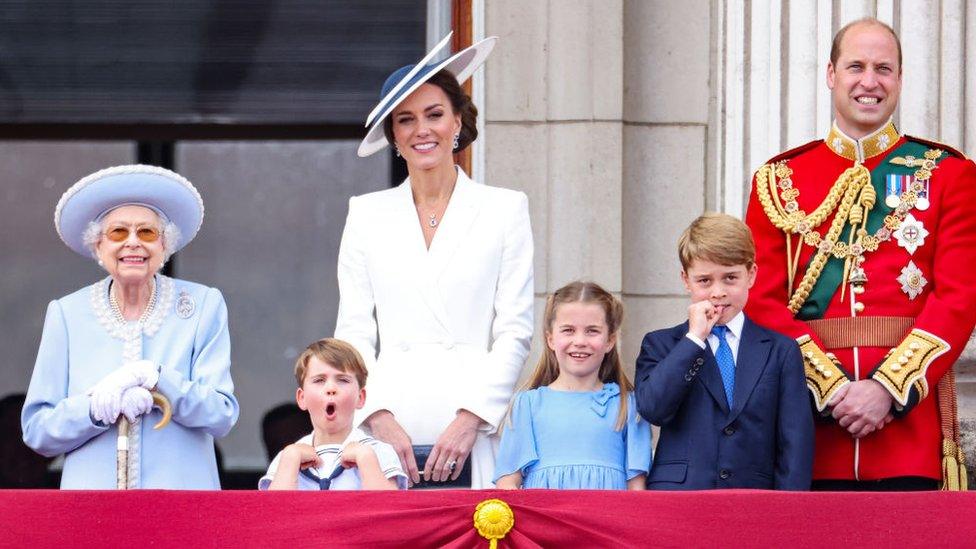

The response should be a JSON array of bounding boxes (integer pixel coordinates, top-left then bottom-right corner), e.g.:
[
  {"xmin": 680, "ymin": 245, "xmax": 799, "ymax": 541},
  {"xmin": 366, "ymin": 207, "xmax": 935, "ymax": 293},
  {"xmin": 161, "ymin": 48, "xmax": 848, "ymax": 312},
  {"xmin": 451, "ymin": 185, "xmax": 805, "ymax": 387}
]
[
  {"xmin": 797, "ymin": 335, "xmax": 850, "ymax": 412},
  {"xmin": 786, "ymin": 165, "xmax": 871, "ymax": 313},
  {"xmin": 755, "ymin": 162, "xmax": 849, "ymax": 232},
  {"xmin": 760, "ymin": 163, "xmax": 791, "ymax": 222},
  {"xmin": 872, "ymin": 328, "xmax": 950, "ymax": 406},
  {"xmin": 939, "ymin": 370, "xmax": 968, "ymax": 490},
  {"xmin": 756, "ymin": 163, "xmax": 872, "ymax": 313},
  {"xmin": 942, "ymin": 439, "xmax": 968, "ymax": 491}
]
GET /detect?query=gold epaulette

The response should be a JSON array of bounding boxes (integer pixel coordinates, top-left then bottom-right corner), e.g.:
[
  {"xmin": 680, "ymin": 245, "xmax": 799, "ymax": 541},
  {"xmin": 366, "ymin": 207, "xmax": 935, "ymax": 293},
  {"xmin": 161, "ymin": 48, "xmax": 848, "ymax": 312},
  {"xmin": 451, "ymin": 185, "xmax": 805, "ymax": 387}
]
[
  {"xmin": 904, "ymin": 135, "xmax": 967, "ymax": 160},
  {"xmin": 872, "ymin": 329, "xmax": 950, "ymax": 406},
  {"xmin": 797, "ymin": 335, "xmax": 849, "ymax": 411}
]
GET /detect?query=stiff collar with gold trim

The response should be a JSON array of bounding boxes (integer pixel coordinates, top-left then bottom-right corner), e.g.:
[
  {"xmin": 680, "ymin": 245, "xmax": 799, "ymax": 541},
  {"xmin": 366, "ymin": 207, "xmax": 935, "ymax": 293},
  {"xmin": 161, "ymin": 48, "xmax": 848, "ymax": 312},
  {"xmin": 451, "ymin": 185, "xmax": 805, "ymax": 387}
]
[{"xmin": 825, "ymin": 119, "xmax": 900, "ymax": 163}]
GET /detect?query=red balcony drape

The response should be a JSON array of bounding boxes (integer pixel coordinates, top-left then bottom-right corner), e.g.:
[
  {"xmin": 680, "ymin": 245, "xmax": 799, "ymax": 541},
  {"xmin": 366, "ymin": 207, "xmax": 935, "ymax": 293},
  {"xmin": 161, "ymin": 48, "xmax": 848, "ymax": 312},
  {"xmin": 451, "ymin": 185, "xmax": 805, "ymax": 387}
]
[{"xmin": 3, "ymin": 488, "xmax": 974, "ymax": 547}]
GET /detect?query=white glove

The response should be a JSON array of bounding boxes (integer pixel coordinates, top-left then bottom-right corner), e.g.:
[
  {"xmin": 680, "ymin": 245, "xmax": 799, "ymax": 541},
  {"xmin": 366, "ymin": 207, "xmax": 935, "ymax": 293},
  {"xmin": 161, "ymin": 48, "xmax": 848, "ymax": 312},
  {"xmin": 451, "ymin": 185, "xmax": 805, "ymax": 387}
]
[
  {"xmin": 88, "ymin": 367, "xmax": 140, "ymax": 425},
  {"xmin": 123, "ymin": 359, "xmax": 160, "ymax": 389},
  {"xmin": 89, "ymin": 388, "xmax": 121, "ymax": 425},
  {"xmin": 120, "ymin": 387, "xmax": 154, "ymax": 423}
]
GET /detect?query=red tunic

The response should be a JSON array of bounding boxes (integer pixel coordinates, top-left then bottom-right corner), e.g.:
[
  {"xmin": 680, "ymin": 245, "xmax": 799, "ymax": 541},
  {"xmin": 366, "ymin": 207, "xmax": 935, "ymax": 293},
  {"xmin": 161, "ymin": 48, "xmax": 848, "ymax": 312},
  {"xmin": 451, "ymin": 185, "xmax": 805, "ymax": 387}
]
[{"xmin": 745, "ymin": 130, "xmax": 976, "ymax": 481}]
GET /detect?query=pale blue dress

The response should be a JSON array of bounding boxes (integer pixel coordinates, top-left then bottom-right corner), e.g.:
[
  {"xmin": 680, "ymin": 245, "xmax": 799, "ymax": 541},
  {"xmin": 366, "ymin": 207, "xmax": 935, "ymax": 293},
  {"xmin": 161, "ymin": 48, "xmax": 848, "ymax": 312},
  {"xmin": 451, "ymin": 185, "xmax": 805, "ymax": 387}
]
[
  {"xmin": 22, "ymin": 275, "xmax": 239, "ymax": 489},
  {"xmin": 493, "ymin": 383, "xmax": 652, "ymax": 489}
]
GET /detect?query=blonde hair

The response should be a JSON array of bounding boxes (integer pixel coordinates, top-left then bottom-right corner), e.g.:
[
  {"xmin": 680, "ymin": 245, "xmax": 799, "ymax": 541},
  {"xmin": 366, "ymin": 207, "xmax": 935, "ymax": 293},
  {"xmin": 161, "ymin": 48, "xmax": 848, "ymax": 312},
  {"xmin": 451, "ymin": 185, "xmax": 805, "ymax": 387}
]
[
  {"xmin": 522, "ymin": 281, "xmax": 633, "ymax": 431},
  {"xmin": 678, "ymin": 213, "xmax": 756, "ymax": 271},
  {"xmin": 294, "ymin": 338, "xmax": 368, "ymax": 388}
]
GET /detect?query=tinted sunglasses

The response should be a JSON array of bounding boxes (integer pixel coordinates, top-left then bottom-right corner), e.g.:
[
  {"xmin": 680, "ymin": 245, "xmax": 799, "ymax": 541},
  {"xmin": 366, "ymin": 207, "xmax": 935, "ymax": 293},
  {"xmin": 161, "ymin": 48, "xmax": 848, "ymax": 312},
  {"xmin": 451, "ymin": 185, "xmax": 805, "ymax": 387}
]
[{"xmin": 104, "ymin": 226, "xmax": 161, "ymax": 243}]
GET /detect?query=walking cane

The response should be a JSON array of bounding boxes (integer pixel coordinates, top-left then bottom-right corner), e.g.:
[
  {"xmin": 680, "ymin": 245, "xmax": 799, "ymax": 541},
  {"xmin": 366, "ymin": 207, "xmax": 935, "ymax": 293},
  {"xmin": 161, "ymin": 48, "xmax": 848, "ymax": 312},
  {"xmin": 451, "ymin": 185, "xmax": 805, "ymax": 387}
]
[{"xmin": 117, "ymin": 391, "xmax": 173, "ymax": 489}]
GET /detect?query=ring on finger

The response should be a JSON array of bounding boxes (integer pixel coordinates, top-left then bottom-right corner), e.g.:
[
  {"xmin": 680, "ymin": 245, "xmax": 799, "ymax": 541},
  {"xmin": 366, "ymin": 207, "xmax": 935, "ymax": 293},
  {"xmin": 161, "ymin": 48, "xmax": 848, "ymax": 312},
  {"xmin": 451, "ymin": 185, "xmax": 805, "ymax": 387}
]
[{"xmin": 448, "ymin": 460, "xmax": 457, "ymax": 472}]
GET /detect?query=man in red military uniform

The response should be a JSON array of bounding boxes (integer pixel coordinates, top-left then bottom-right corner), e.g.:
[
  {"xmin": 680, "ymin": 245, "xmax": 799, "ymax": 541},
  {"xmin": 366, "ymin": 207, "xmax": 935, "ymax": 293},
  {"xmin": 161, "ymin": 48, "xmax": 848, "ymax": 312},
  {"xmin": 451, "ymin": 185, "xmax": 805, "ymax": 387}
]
[{"xmin": 745, "ymin": 17, "xmax": 976, "ymax": 490}]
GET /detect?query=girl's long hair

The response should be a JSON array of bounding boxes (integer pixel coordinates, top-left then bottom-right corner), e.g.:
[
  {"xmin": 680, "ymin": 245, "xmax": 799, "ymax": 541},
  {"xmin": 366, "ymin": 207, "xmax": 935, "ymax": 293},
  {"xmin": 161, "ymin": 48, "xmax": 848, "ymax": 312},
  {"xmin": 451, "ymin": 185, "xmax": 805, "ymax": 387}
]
[{"xmin": 521, "ymin": 280, "xmax": 634, "ymax": 431}]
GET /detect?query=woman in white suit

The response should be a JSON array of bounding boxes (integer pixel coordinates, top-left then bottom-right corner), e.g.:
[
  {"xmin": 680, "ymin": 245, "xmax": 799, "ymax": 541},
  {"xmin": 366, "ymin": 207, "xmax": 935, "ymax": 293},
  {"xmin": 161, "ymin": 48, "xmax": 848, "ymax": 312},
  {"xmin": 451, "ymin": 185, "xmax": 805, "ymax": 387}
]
[{"xmin": 336, "ymin": 34, "xmax": 533, "ymax": 488}]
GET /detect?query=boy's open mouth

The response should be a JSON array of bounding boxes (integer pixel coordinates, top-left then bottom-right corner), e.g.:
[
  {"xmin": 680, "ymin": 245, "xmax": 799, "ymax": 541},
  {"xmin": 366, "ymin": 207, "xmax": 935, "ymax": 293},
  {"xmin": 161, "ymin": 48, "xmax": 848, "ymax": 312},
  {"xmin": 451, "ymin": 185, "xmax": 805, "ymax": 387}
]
[{"xmin": 325, "ymin": 403, "xmax": 336, "ymax": 418}]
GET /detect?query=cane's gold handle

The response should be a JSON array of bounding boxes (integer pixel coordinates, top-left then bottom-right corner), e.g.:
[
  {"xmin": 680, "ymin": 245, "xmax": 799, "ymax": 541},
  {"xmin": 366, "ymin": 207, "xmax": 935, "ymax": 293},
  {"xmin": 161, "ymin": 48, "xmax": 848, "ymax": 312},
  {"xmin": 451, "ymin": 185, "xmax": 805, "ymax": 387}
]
[{"xmin": 151, "ymin": 391, "xmax": 172, "ymax": 429}]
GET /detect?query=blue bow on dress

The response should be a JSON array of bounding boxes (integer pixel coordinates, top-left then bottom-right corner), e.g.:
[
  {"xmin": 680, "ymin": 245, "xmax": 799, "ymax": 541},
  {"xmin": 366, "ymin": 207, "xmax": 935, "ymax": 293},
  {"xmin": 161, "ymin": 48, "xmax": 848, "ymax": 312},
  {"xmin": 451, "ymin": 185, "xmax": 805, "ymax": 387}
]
[{"xmin": 591, "ymin": 382, "xmax": 620, "ymax": 417}]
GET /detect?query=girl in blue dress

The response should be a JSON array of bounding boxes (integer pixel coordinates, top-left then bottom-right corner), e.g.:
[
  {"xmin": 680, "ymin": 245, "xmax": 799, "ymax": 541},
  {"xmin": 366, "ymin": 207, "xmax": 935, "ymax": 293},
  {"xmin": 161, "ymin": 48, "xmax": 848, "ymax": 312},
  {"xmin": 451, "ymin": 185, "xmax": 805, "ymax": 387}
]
[{"xmin": 494, "ymin": 281, "xmax": 651, "ymax": 489}]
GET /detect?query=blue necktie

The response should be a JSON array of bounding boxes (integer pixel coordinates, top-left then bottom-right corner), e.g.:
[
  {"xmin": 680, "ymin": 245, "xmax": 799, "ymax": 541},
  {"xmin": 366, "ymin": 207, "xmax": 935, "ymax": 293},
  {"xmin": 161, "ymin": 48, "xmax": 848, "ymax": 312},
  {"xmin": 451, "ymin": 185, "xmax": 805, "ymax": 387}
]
[
  {"xmin": 300, "ymin": 462, "xmax": 346, "ymax": 490},
  {"xmin": 711, "ymin": 325, "xmax": 736, "ymax": 407}
]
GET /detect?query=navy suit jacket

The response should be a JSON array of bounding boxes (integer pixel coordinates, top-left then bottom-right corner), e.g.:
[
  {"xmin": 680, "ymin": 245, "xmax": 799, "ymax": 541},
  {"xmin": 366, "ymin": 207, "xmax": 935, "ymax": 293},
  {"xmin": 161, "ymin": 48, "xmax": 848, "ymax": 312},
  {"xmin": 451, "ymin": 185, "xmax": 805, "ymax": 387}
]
[{"xmin": 635, "ymin": 316, "xmax": 813, "ymax": 490}]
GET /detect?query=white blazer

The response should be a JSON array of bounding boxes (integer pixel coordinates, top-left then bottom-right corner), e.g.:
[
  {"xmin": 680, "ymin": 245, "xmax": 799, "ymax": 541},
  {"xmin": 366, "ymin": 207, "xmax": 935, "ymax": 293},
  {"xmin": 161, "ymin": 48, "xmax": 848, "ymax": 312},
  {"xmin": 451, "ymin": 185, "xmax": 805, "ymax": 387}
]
[{"xmin": 334, "ymin": 168, "xmax": 534, "ymax": 488}]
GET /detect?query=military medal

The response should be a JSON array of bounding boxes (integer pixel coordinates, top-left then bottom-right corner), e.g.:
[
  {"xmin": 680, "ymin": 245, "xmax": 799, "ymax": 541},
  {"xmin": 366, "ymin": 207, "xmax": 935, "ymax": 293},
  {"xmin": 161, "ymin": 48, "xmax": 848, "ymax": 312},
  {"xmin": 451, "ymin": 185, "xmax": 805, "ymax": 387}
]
[
  {"xmin": 893, "ymin": 213, "xmax": 928, "ymax": 255},
  {"xmin": 885, "ymin": 174, "xmax": 909, "ymax": 208},
  {"xmin": 897, "ymin": 261, "xmax": 927, "ymax": 300},
  {"xmin": 889, "ymin": 154, "xmax": 940, "ymax": 210},
  {"xmin": 915, "ymin": 179, "xmax": 930, "ymax": 210}
]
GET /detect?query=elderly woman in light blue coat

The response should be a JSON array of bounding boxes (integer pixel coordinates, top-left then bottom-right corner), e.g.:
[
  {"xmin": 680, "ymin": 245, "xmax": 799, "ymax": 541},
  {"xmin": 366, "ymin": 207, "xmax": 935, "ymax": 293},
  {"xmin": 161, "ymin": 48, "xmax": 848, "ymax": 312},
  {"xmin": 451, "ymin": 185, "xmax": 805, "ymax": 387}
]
[{"xmin": 22, "ymin": 165, "xmax": 239, "ymax": 489}]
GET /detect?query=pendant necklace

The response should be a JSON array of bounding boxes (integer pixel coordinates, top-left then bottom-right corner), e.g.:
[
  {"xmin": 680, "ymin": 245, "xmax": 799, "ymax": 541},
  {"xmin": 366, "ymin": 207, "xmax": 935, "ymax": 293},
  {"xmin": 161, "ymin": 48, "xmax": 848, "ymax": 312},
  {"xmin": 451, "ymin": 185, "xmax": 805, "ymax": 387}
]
[{"xmin": 418, "ymin": 183, "xmax": 454, "ymax": 230}]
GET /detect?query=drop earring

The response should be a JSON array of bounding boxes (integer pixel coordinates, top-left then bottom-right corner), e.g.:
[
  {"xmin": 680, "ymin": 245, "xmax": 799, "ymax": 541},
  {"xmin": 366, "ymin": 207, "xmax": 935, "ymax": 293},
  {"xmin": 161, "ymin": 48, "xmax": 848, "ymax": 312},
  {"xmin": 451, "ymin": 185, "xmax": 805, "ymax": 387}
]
[
  {"xmin": 452, "ymin": 133, "xmax": 460, "ymax": 151},
  {"xmin": 394, "ymin": 144, "xmax": 401, "ymax": 158}
]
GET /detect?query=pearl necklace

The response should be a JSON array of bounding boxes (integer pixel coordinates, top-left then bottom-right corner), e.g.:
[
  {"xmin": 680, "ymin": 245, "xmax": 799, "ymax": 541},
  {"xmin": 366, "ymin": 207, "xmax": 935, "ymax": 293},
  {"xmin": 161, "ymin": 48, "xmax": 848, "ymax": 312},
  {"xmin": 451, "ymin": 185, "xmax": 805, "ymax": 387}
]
[
  {"xmin": 109, "ymin": 279, "xmax": 157, "ymax": 325},
  {"xmin": 90, "ymin": 274, "xmax": 174, "ymax": 487}
]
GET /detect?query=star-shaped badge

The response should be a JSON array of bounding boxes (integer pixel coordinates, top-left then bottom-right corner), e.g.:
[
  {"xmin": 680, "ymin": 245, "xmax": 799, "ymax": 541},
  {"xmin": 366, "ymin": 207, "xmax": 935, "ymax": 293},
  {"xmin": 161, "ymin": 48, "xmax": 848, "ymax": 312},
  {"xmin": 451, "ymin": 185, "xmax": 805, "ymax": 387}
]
[
  {"xmin": 897, "ymin": 260, "xmax": 927, "ymax": 300},
  {"xmin": 893, "ymin": 213, "xmax": 929, "ymax": 255}
]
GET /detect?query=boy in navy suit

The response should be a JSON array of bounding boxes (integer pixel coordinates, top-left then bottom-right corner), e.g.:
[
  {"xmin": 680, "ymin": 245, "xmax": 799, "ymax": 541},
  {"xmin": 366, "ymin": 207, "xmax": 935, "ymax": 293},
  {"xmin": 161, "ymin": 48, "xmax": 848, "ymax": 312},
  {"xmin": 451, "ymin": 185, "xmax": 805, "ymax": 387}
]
[{"xmin": 636, "ymin": 213, "xmax": 813, "ymax": 490}]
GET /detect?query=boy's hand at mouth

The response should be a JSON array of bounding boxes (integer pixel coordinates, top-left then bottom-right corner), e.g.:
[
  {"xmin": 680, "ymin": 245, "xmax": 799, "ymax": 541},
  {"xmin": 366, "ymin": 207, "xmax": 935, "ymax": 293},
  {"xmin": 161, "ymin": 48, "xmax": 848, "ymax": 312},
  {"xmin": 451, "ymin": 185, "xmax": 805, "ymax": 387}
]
[{"xmin": 688, "ymin": 300, "xmax": 721, "ymax": 341}]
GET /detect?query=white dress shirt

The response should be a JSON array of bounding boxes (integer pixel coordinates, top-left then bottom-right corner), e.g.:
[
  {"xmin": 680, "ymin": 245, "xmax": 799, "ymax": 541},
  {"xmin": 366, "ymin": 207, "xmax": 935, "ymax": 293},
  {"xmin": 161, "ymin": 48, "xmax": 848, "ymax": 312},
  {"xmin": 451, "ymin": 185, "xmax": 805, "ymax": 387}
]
[{"xmin": 685, "ymin": 311, "xmax": 745, "ymax": 363}]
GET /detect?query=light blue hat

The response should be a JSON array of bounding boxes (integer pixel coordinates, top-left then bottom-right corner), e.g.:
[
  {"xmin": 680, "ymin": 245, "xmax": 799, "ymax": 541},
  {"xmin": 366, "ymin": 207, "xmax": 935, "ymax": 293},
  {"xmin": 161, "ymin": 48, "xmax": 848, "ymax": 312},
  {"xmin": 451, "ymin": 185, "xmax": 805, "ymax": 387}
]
[
  {"xmin": 54, "ymin": 164, "xmax": 204, "ymax": 257},
  {"xmin": 357, "ymin": 32, "xmax": 497, "ymax": 157}
]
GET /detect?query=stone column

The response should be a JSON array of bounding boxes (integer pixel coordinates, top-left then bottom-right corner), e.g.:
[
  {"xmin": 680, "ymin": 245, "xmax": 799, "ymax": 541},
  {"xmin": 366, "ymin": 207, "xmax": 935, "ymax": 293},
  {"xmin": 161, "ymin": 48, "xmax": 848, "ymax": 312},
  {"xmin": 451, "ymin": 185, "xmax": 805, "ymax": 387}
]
[
  {"xmin": 620, "ymin": 0, "xmax": 713, "ymax": 372},
  {"xmin": 484, "ymin": 0, "xmax": 623, "ymax": 377}
]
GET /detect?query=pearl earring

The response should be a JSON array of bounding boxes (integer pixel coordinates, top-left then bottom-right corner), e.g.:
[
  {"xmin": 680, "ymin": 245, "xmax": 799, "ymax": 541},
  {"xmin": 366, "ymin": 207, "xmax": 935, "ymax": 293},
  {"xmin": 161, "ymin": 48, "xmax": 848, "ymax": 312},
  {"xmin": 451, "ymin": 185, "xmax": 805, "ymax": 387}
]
[{"xmin": 97, "ymin": 259, "xmax": 104, "ymax": 268}]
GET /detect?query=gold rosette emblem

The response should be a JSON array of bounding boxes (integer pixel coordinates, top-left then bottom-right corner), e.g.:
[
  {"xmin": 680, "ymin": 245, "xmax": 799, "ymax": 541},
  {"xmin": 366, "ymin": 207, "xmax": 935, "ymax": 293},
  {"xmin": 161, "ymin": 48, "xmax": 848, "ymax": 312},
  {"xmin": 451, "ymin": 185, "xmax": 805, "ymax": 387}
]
[{"xmin": 473, "ymin": 498, "xmax": 514, "ymax": 548}]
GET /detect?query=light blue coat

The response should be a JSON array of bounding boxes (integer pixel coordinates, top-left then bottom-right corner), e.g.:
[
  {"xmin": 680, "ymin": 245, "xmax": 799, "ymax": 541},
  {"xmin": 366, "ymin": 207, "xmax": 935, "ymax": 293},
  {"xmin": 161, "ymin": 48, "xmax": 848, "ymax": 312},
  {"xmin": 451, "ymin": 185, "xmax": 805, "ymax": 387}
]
[{"xmin": 22, "ymin": 276, "xmax": 239, "ymax": 489}]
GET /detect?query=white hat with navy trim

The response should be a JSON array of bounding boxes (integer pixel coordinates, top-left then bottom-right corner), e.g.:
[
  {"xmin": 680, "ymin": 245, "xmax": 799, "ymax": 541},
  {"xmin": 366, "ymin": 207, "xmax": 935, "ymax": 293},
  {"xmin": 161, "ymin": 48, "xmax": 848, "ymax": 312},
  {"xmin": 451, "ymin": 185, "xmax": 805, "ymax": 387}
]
[{"xmin": 357, "ymin": 32, "xmax": 497, "ymax": 157}]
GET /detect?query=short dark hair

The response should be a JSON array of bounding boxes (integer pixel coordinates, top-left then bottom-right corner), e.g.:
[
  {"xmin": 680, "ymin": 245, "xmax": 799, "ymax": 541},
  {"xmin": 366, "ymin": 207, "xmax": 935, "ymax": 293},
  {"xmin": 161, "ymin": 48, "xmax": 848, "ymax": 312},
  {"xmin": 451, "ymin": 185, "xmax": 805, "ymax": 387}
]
[
  {"xmin": 383, "ymin": 69, "xmax": 479, "ymax": 153},
  {"xmin": 830, "ymin": 17, "xmax": 902, "ymax": 70}
]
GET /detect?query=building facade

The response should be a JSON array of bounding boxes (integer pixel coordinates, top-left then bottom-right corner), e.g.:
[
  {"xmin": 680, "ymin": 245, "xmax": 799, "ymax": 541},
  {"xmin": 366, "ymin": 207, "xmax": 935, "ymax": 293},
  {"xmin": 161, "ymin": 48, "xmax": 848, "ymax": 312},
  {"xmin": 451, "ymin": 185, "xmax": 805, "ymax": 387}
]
[
  {"xmin": 3, "ymin": 0, "xmax": 975, "ymax": 478},
  {"xmin": 481, "ymin": 0, "xmax": 976, "ymax": 475}
]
